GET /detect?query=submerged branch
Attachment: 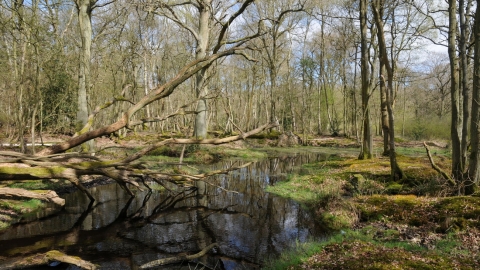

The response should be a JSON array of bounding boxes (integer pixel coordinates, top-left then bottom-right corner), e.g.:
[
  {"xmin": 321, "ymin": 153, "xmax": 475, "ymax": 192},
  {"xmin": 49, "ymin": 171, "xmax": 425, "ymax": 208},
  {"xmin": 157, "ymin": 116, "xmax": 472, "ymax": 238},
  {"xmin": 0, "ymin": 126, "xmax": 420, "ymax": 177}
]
[{"xmin": 140, "ymin": 243, "xmax": 218, "ymax": 269}]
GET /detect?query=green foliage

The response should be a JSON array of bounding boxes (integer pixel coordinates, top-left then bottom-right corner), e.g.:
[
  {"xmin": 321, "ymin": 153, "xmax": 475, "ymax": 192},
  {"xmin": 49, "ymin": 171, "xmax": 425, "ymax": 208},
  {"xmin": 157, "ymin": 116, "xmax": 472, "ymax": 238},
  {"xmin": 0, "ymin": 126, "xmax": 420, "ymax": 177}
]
[
  {"xmin": 403, "ymin": 118, "xmax": 451, "ymax": 140},
  {"xmin": 41, "ymin": 58, "xmax": 77, "ymax": 133}
]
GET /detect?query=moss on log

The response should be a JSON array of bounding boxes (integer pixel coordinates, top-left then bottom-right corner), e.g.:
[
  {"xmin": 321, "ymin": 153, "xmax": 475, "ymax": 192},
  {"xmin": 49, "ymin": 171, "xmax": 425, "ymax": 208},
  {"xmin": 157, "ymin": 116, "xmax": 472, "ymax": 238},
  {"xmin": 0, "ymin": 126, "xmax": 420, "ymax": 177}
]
[
  {"xmin": 0, "ymin": 188, "xmax": 65, "ymax": 206},
  {"xmin": 0, "ymin": 250, "xmax": 97, "ymax": 270}
]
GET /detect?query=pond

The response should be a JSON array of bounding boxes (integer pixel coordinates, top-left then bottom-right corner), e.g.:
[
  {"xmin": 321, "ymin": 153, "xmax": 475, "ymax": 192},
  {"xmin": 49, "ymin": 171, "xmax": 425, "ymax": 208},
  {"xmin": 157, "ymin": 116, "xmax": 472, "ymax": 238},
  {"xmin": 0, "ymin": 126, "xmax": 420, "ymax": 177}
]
[{"xmin": 0, "ymin": 151, "xmax": 334, "ymax": 269}]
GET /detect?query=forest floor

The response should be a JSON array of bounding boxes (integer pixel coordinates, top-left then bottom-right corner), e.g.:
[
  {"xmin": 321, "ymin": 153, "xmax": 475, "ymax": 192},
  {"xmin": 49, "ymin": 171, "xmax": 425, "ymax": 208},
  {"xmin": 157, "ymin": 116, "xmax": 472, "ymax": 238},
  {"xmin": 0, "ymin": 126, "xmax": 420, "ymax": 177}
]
[
  {"xmin": 264, "ymin": 136, "xmax": 480, "ymax": 270},
  {"xmin": 1, "ymin": 132, "xmax": 479, "ymax": 269}
]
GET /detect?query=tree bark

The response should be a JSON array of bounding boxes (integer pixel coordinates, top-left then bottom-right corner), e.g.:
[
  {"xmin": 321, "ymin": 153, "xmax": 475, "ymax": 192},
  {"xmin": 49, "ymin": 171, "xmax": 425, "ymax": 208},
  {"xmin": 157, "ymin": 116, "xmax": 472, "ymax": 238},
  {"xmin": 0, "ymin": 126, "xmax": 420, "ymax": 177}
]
[
  {"xmin": 467, "ymin": 1, "xmax": 480, "ymax": 194},
  {"xmin": 449, "ymin": 0, "xmax": 463, "ymax": 181},
  {"xmin": 75, "ymin": 0, "xmax": 95, "ymax": 152},
  {"xmin": 372, "ymin": 0, "xmax": 403, "ymax": 180},
  {"xmin": 359, "ymin": 0, "xmax": 373, "ymax": 160},
  {"xmin": 194, "ymin": 1, "xmax": 211, "ymax": 139}
]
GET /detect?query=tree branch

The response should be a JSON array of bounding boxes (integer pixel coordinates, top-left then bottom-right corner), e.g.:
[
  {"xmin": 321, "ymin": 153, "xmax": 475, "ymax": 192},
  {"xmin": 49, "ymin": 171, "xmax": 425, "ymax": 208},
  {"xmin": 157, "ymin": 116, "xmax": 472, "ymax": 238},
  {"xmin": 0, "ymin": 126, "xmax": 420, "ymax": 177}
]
[
  {"xmin": 423, "ymin": 142, "xmax": 455, "ymax": 186},
  {"xmin": 140, "ymin": 243, "xmax": 218, "ymax": 269},
  {"xmin": 213, "ymin": 0, "xmax": 255, "ymax": 53}
]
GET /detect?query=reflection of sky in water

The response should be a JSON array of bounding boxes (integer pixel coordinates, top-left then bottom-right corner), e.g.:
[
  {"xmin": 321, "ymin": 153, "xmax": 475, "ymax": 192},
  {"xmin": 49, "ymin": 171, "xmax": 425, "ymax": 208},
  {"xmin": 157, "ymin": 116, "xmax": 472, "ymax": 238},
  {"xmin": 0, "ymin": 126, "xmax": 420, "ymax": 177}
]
[{"xmin": 0, "ymin": 152, "xmax": 331, "ymax": 269}]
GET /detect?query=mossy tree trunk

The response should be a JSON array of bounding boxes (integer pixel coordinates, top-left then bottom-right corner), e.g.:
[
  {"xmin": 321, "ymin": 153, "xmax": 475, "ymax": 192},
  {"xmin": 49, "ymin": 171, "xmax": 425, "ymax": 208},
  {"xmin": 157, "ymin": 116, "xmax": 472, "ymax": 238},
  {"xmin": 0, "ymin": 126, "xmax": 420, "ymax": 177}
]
[{"xmin": 467, "ymin": 2, "xmax": 480, "ymax": 195}]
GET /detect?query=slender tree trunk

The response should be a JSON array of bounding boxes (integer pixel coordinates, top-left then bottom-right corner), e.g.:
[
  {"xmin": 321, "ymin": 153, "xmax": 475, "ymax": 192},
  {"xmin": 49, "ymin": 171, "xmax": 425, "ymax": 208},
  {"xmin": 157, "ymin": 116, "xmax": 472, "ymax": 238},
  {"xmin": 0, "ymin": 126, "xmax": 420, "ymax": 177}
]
[
  {"xmin": 379, "ymin": 62, "xmax": 389, "ymax": 156},
  {"xmin": 372, "ymin": 0, "xmax": 403, "ymax": 180},
  {"xmin": 449, "ymin": 0, "xmax": 463, "ymax": 181},
  {"xmin": 359, "ymin": 0, "xmax": 372, "ymax": 159},
  {"xmin": 467, "ymin": 2, "xmax": 480, "ymax": 194},
  {"xmin": 460, "ymin": 0, "xmax": 471, "ymax": 178}
]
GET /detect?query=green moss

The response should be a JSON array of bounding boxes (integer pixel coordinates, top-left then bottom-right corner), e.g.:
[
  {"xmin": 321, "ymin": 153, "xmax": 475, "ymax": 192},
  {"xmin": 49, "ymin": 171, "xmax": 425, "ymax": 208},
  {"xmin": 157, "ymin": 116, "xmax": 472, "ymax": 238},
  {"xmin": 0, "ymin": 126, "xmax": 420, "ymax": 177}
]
[
  {"xmin": 386, "ymin": 183, "xmax": 403, "ymax": 194},
  {"xmin": 267, "ymin": 229, "xmax": 478, "ymax": 270},
  {"xmin": 355, "ymin": 195, "xmax": 431, "ymax": 226},
  {"xmin": 8, "ymin": 179, "xmax": 65, "ymax": 190},
  {"xmin": 434, "ymin": 197, "xmax": 480, "ymax": 231},
  {"xmin": 0, "ymin": 199, "xmax": 43, "ymax": 213},
  {"xmin": 0, "ymin": 221, "xmax": 9, "ymax": 230}
]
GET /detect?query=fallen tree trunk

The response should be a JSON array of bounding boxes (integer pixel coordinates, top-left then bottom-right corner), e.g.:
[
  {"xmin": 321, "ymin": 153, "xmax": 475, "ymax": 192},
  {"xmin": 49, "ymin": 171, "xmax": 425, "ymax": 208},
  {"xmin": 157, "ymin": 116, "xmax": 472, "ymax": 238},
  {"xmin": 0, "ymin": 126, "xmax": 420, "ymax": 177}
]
[
  {"xmin": 0, "ymin": 188, "xmax": 64, "ymax": 206},
  {"xmin": 423, "ymin": 142, "xmax": 455, "ymax": 186},
  {"xmin": 140, "ymin": 243, "xmax": 218, "ymax": 269},
  {"xmin": 0, "ymin": 250, "xmax": 97, "ymax": 270},
  {"xmin": 0, "ymin": 122, "xmax": 278, "ymax": 201}
]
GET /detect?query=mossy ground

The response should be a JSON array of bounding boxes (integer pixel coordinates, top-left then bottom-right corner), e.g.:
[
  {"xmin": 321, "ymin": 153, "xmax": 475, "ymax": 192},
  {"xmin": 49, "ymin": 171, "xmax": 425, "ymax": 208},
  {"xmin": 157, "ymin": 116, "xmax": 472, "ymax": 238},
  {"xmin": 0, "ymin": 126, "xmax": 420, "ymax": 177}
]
[
  {"xmin": 3, "ymin": 134, "xmax": 476, "ymax": 268},
  {"xmin": 0, "ymin": 199, "xmax": 46, "ymax": 230},
  {"xmin": 265, "ymin": 142, "xmax": 480, "ymax": 269}
]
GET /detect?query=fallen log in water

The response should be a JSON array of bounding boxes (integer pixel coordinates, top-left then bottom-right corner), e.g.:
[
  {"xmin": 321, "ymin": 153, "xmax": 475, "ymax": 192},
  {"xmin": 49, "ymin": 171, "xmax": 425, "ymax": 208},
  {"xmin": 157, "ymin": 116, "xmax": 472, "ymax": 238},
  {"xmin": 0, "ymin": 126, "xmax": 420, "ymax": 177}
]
[
  {"xmin": 140, "ymin": 243, "xmax": 218, "ymax": 269},
  {"xmin": 0, "ymin": 250, "xmax": 97, "ymax": 270}
]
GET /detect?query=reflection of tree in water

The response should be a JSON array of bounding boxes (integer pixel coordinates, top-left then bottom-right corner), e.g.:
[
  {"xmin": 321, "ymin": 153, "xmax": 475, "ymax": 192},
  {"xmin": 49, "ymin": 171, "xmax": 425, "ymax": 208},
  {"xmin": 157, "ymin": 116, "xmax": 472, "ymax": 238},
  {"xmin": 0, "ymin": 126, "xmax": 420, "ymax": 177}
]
[{"xmin": 0, "ymin": 153, "xmax": 327, "ymax": 269}]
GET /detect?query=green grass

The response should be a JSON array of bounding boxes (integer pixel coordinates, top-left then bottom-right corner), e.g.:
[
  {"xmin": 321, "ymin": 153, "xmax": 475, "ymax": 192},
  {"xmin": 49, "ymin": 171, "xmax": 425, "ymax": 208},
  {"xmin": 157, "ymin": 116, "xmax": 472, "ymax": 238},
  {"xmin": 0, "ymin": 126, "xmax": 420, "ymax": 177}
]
[
  {"xmin": 264, "ymin": 228, "xmax": 476, "ymax": 270},
  {"xmin": 396, "ymin": 146, "xmax": 451, "ymax": 158},
  {"xmin": 0, "ymin": 199, "xmax": 43, "ymax": 213},
  {"xmin": 7, "ymin": 179, "xmax": 67, "ymax": 191}
]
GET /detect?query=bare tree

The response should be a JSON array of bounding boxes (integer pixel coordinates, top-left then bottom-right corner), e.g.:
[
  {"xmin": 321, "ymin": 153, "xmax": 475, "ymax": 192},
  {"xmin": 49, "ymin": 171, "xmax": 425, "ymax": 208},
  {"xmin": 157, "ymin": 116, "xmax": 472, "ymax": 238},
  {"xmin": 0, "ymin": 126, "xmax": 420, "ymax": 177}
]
[
  {"xmin": 0, "ymin": 0, "xmax": 277, "ymax": 202},
  {"xmin": 359, "ymin": 0, "xmax": 373, "ymax": 159}
]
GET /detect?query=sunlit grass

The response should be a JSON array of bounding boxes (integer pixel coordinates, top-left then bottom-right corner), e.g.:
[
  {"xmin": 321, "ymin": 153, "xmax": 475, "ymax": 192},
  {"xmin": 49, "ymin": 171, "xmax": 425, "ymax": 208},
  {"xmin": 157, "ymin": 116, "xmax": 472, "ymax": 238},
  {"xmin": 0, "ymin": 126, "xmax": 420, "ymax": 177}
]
[
  {"xmin": 0, "ymin": 199, "xmax": 43, "ymax": 213},
  {"xmin": 264, "ymin": 228, "xmax": 476, "ymax": 270},
  {"xmin": 7, "ymin": 179, "xmax": 67, "ymax": 191}
]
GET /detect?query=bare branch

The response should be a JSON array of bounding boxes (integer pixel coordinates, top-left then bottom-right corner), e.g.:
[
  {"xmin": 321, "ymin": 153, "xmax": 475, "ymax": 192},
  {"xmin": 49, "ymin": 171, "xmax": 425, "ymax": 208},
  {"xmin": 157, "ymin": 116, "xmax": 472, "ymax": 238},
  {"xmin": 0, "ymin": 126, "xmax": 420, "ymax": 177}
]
[
  {"xmin": 213, "ymin": 0, "xmax": 255, "ymax": 53},
  {"xmin": 150, "ymin": 2, "xmax": 200, "ymax": 42},
  {"xmin": 74, "ymin": 84, "xmax": 132, "ymax": 137}
]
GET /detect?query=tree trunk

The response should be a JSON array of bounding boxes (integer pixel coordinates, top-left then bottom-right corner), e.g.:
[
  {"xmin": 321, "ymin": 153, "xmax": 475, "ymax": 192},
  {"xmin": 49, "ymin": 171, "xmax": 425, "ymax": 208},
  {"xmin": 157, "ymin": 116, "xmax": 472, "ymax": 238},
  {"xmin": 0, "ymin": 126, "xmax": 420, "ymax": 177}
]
[
  {"xmin": 194, "ymin": 1, "xmax": 211, "ymax": 139},
  {"xmin": 359, "ymin": 0, "xmax": 372, "ymax": 159},
  {"xmin": 75, "ymin": 0, "xmax": 95, "ymax": 152},
  {"xmin": 379, "ymin": 61, "xmax": 390, "ymax": 156},
  {"xmin": 460, "ymin": 0, "xmax": 472, "ymax": 181},
  {"xmin": 372, "ymin": 0, "xmax": 403, "ymax": 180},
  {"xmin": 449, "ymin": 0, "xmax": 463, "ymax": 181},
  {"xmin": 467, "ymin": 1, "xmax": 480, "ymax": 195}
]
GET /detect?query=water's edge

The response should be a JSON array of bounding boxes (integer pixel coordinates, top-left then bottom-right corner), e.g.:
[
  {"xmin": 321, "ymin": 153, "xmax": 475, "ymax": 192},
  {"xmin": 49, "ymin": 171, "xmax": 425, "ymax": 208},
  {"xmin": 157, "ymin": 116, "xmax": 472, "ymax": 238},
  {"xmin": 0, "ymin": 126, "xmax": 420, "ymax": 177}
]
[{"xmin": 0, "ymin": 152, "xmax": 329, "ymax": 269}]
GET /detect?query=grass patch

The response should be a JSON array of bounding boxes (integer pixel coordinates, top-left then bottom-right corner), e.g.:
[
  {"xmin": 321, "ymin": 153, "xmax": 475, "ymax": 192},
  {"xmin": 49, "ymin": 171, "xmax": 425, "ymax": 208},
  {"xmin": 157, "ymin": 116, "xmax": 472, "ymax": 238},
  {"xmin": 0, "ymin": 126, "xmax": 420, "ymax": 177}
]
[
  {"xmin": 7, "ymin": 179, "xmax": 66, "ymax": 191},
  {"xmin": 0, "ymin": 199, "xmax": 43, "ymax": 213},
  {"xmin": 141, "ymin": 145, "xmax": 268, "ymax": 164},
  {"xmin": 265, "ymin": 228, "xmax": 479, "ymax": 270}
]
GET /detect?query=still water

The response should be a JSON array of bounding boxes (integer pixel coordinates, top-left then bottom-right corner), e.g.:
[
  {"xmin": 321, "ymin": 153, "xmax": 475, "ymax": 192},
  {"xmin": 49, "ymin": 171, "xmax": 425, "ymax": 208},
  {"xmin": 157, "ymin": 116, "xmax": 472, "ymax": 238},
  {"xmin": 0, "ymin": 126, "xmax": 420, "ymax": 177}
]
[{"xmin": 0, "ymin": 152, "xmax": 332, "ymax": 269}]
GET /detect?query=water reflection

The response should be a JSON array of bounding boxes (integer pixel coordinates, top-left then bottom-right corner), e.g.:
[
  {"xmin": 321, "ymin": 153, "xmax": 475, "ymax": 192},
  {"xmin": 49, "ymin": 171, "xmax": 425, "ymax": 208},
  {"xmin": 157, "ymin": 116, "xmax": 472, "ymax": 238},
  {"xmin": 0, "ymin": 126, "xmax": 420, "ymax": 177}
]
[{"xmin": 0, "ymin": 152, "xmax": 330, "ymax": 269}]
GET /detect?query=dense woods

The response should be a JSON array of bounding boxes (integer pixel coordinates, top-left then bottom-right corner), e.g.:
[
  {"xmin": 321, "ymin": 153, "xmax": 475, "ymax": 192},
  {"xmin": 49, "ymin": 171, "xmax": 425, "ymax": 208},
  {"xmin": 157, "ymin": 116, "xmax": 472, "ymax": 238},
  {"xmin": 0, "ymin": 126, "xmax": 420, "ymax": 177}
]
[{"xmin": 0, "ymin": 0, "xmax": 480, "ymax": 193}]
